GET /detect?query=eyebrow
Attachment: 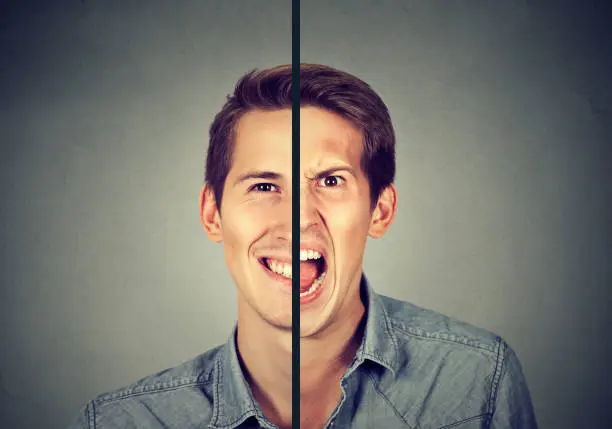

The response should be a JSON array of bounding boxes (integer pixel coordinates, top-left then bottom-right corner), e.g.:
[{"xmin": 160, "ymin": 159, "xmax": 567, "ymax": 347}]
[
  {"xmin": 233, "ymin": 170, "xmax": 283, "ymax": 187},
  {"xmin": 309, "ymin": 166, "xmax": 357, "ymax": 180}
]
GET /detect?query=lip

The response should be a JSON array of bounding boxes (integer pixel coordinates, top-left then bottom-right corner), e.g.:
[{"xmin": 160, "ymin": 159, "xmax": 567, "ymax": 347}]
[
  {"xmin": 299, "ymin": 271, "xmax": 327, "ymax": 305},
  {"xmin": 258, "ymin": 257, "xmax": 292, "ymax": 290},
  {"xmin": 298, "ymin": 243, "xmax": 328, "ymax": 264}
]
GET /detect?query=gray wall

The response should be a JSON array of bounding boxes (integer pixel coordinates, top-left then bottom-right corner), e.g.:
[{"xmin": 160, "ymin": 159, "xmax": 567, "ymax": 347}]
[{"xmin": 1, "ymin": 1, "xmax": 610, "ymax": 429}]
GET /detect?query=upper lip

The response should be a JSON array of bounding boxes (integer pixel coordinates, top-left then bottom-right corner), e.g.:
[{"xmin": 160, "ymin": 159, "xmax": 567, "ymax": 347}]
[
  {"xmin": 257, "ymin": 243, "xmax": 328, "ymax": 263},
  {"xmin": 298, "ymin": 241, "xmax": 328, "ymax": 262}
]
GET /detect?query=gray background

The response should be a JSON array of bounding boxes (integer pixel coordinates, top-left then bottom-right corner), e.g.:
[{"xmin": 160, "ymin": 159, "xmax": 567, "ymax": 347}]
[{"xmin": 1, "ymin": 1, "xmax": 610, "ymax": 428}]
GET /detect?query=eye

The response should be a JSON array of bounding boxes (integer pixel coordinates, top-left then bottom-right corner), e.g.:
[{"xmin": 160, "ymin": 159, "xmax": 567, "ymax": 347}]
[
  {"xmin": 250, "ymin": 183, "xmax": 279, "ymax": 193},
  {"xmin": 317, "ymin": 175, "xmax": 345, "ymax": 188}
]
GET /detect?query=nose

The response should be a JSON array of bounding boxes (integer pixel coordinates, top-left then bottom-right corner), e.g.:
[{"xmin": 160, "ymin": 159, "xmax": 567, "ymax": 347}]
[
  {"xmin": 299, "ymin": 185, "xmax": 321, "ymax": 231},
  {"xmin": 276, "ymin": 192, "xmax": 292, "ymax": 226},
  {"xmin": 266, "ymin": 191, "xmax": 292, "ymax": 242}
]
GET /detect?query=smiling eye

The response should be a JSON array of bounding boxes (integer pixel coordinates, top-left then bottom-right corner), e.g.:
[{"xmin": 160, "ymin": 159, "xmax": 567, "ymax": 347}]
[
  {"xmin": 317, "ymin": 175, "xmax": 345, "ymax": 188},
  {"xmin": 250, "ymin": 183, "xmax": 279, "ymax": 193}
]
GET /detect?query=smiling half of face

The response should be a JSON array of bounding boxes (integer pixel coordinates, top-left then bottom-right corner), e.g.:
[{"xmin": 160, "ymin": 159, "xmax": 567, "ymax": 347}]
[
  {"xmin": 200, "ymin": 108, "xmax": 294, "ymax": 330},
  {"xmin": 299, "ymin": 106, "xmax": 397, "ymax": 338}
]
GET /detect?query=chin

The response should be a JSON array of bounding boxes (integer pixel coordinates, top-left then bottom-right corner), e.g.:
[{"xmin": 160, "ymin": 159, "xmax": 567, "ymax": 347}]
[
  {"xmin": 255, "ymin": 304, "xmax": 292, "ymax": 329},
  {"xmin": 299, "ymin": 279, "xmax": 338, "ymax": 337},
  {"xmin": 240, "ymin": 284, "xmax": 292, "ymax": 329}
]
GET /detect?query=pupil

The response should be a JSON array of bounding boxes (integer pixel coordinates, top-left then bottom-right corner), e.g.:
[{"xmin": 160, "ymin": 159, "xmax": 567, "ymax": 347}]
[{"xmin": 325, "ymin": 177, "xmax": 337, "ymax": 186}]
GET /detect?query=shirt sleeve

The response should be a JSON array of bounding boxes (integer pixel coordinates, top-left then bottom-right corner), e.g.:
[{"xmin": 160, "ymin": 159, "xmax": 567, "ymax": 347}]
[{"xmin": 488, "ymin": 340, "xmax": 538, "ymax": 429}]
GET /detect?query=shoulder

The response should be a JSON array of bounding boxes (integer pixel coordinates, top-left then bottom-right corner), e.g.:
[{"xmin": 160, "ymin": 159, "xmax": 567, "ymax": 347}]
[
  {"xmin": 95, "ymin": 345, "xmax": 222, "ymax": 403},
  {"xmin": 373, "ymin": 294, "xmax": 532, "ymax": 428},
  {"xmin": 378, "ymin": 293, "xmax": 502, "ymax": 354},
  {"xmin": 68, "ymin": 345, "xmax": 224, "ymax": 428}
]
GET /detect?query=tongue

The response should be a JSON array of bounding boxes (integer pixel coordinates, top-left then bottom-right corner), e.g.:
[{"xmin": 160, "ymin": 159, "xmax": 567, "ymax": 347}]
[{"xmin": 299, "ymin": 261, "xmax": 318, "ymax": 291}]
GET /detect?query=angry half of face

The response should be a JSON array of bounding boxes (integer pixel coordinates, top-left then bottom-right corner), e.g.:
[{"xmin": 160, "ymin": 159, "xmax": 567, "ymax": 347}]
[{"xmin": 298, "ymin": 106, "xmax": 395, "ymax": 338}]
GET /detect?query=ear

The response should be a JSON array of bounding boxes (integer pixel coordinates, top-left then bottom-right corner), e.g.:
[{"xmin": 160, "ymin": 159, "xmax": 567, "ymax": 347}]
[
  {"xmin": 199, "ymin": 184, "xmax": 223, "ymax": 243},
  {"xmin": 368, "ymin": 184, "xmax": 397, "ymax": 239}
]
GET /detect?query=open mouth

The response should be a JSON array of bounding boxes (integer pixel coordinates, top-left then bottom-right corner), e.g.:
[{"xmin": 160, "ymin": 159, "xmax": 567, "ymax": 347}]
[
  {"xmin": 258, "ymin": 250, "xmax": 327, "ymax": 299},
  {"xmin": 298, "ymin": 250, "xmax": 327, "ymax": 298}
]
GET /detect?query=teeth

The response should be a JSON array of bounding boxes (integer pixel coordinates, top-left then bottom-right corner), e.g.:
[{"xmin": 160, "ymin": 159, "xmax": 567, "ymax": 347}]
[
  {"xmin": 299, "ymin": 249, "xmax": 322, "ymax": 261},
  {"xmin": 268, "ymin": 260, "xmax": 292, "ymax": 278},
  {"xmin": 265, "ymin": 249, "xmax": 325, "ymax": 282}
]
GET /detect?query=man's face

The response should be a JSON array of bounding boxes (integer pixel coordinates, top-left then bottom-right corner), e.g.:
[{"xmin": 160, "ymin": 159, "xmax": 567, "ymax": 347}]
[
  {"xmin": 201, "ymin": 106, "xmax": 395, "ymax": 336},
  {"xmin": 298, "ymin": 106, "xmax": 395, "ymax": 337},
  {"xmin": 205, "ymin": 109, "xmax": 294, "ymax": 329}
]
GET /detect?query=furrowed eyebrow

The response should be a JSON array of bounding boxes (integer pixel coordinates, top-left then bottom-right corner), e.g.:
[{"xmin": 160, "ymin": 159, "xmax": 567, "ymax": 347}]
[
  {"xmin": 234, "ymin": 170, "xmax": 283, "ymax": 187},
  {"xmin": 309, "ymin": 167, "xmax": 357, "ymax": 180}
]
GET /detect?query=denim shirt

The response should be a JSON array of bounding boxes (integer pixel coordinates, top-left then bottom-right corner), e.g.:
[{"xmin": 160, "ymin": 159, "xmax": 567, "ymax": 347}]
[{"xmin": 68, "ymin": 276, "xmax": 538, "ymax": 428}]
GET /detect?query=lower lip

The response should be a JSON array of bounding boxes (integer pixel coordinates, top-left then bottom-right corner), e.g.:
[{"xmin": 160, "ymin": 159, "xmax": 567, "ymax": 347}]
[
  {"xmin": 259, "ymin": 259, "xmax": 327, "ymax": 305},
  {"xmin": 260, "ymin": 260, "xmax": 292, "ymax": 289},
  {"xmin": 299, "ymin": 275, "xmax": 326, "ymax": 305}
]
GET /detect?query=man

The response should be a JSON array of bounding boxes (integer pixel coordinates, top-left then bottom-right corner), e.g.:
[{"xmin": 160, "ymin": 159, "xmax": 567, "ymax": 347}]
[{"xmin": 68, "ymin": 64, "xmax": 538, "ymax": 429}]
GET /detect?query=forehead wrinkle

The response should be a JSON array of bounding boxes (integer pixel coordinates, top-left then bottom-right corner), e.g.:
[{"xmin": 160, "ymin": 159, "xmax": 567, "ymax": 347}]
[
  {"xmin": 301, "ymin": 136, "xmax": 363, "ymax": 176},
  {"xmin": 302, "ymin": 158, "xmax": 352, "ymax": 178}
]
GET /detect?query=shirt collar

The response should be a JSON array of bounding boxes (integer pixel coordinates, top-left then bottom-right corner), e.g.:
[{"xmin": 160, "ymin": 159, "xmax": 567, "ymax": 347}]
[
  {"xmin": 209, "ymin": 327, "xmax": 268, "ymax": 429},
  {"xmin": 351, "ymin": 274, "xmax": 400, "ymax": 376}
]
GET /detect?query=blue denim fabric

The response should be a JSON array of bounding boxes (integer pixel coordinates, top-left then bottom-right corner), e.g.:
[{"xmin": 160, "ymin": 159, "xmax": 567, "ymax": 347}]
[{"xmin": 68, "ymin": 276, "xmax": 537, "ymax": 428}]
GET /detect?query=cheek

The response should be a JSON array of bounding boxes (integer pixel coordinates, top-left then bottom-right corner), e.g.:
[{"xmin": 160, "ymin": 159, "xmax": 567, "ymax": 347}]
[
  {"xmin": 220, "ymin": 201, "xmax": 283, "ymax": 254},
  {"xmin": 324, "ymin": 201, "xmax": 372, "ymax": 249},
  {"xmin": 220, "ymin": 211, "xmax": 258, "ymax": 257}
]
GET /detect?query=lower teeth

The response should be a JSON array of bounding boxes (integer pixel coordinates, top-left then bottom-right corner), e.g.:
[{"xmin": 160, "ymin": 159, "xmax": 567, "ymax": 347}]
[{"xmin": 300, "ymin": 272, "xmax": 326, "ymax": 297}]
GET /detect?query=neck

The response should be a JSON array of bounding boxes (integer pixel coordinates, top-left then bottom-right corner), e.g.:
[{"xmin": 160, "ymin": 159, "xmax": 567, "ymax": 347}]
[
  {"xmin": 300, "ymin": 291, "xmax": 366, "ymax": 398},
  {"xmin": 236, "ymin": 301, "xmax": 293, "ymax": 428},
  {"xmin": 298, "ymin": 286, "xmax": 366, "ymax": 429},
  {"xmin": 235, "ymin": 278, "xmax": 368, "ymax": 428}
]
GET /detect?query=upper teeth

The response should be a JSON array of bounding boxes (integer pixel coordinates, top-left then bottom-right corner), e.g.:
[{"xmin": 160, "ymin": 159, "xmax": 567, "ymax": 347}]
[
  {"xmin": 300, "ymin": 249, "xmax": 321, "ymax": 261},
  {"xmin": 267, "ymin": 250, "xmax": 323, "ymax": 279},
  {"xmin": 269, "ymin": 260, "xmax": 292, "ymax": 278}
]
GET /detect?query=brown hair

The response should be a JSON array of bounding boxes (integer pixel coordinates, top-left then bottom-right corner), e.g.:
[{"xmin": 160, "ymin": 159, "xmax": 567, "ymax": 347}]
[{"xmin": 205, "ymin": 63, "xmax": 396, "ymax": 210}]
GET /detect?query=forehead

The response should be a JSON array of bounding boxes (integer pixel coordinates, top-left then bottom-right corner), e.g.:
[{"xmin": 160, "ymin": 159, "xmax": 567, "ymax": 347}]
[
  {"xmin": 230, "ymin": 108, "xmax": 292, "ymax": 172},
  {"xmin": 234, "ymin": 108, "xmax": 292, "ymax": 153},
  {"xmin": 230, "ymin": 107, "xmax": 364, "ymax": 172},
  {"xmin": 300, "ymin": 106, "xmax": 364, "ymax": 171}
]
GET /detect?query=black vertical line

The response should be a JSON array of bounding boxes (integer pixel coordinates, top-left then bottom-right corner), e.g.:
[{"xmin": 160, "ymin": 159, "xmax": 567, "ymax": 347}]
[{"xmin": 291, "ymin": 0, "xmax": 300, "ymax": 428}]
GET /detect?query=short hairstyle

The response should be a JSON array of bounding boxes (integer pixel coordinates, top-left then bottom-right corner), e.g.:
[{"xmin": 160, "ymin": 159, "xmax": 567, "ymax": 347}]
[{"xmin": 205, "ymin": 63, "xmax": 396, "ymax": 210}]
